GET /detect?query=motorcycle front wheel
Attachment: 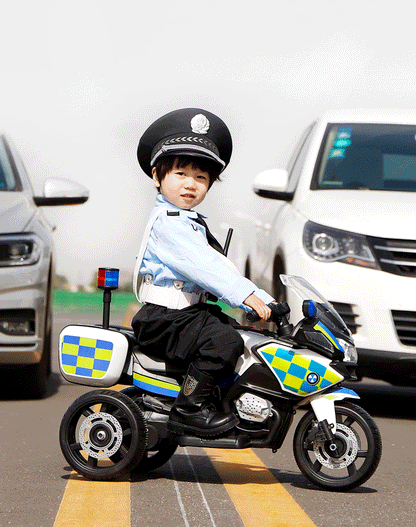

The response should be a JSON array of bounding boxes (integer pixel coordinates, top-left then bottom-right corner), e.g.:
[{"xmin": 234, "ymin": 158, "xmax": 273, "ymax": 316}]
[
  {"xmin": 293, "ymin": 401, "xmax": 382, "ymax": 491},
  {"xmin": 59, "ymin": 389, "xmax": 148, "ymax": 480}
]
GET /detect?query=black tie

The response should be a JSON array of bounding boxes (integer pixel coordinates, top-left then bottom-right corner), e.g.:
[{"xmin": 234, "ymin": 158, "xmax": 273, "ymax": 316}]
[{"xmin": 192, "ymin": 215, "xmax": 225, "ymax": 255}]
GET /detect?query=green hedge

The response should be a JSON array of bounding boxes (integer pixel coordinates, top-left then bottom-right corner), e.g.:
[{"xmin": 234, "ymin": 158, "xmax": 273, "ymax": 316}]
[
  {"xmin": 53, "ymin": 290, "xmax": 240, "ymax": 319},
  {"xmin": 52, "ymin": 290, "xmax": 137, "ymax": 313}
]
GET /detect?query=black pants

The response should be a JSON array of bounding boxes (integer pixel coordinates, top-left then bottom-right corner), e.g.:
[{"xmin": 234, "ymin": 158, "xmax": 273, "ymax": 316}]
[{"xmin": 132, "ymin": 303, "xmax": 244, "ymax": 379}]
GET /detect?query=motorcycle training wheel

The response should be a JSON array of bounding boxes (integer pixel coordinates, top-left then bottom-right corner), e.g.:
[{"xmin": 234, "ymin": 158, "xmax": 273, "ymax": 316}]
[
  {"xmin": 59, "ymin": 389, "xmax": 148, "ymax": 481},
  {"xmin": 121, "ymin": 386, "xmax": 178, "ymax": 473},
  {"xmin": 293, "ymin": 401, "xmax": 382, "ymax": 491}
]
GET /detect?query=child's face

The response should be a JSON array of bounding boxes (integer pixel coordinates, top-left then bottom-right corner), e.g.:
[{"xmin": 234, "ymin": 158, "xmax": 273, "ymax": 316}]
[{"xmin": 152, "ymin": 162, "xmax": 210, "ymax": 209}]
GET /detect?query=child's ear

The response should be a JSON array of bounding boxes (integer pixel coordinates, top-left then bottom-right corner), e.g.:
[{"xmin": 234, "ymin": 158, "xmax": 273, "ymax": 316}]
[{"xmin": 152, "ymin": 168, "xmax": 160, "ymax": 189}]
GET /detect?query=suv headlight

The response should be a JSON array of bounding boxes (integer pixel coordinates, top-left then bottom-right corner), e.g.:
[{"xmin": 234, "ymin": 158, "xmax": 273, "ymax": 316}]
[
  {"xmin": 0, "ymin": 234, "xmax": 42, "ymax": 267},
  {"xmin": 303, "ymin": 221, "xmax": 378, "ymax": 269},
  {"xmin": 339, "ymin": 339, "xmax": 358, "ymax": 364}
]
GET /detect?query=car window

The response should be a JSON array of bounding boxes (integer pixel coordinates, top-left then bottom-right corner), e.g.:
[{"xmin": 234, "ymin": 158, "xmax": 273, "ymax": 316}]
[
  {"xmin": 287, "ymin": 123, "xmax": 315, "ymax": 193},
  {"xmin": 0, "ymin": 137, "xmax": 21, "ymax": 191},
  {"xmin": 312, "ymin": 123, "xmax": 416, "ymax": 191}
]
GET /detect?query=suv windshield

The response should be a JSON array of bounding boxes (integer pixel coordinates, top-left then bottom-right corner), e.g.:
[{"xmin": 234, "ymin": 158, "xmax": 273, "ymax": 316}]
[
  {"xmin": 313, "ymin": 123, "xmax": 416, "ymax": 192},
  {"xmin": 0, "ymin": 137, "xmax": 20, "ymax": 191}
]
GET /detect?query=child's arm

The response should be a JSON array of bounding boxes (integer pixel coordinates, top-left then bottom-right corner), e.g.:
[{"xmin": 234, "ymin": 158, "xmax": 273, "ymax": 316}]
[{"xmin": 147, "ymin": 212, "xmax": 275, "ymax": 310}]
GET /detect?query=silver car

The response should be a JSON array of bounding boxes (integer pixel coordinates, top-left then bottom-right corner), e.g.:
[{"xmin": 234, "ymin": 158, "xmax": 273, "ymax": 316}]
[{"xmin": 0, "ymin": 133, "xmax": 88, "ymax": 398}]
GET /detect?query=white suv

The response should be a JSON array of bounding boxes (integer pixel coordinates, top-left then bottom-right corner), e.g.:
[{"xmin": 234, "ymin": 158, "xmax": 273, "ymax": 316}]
[{"xmin": 243, "ymin": 110, "xmax": 416, "ymax": 386}]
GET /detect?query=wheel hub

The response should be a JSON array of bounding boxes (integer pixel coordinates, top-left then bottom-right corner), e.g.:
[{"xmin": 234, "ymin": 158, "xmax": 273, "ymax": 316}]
[
  {"xmin": 313, "ymin": 423, "xmax": 358, "ymax": 469},
  {"xmin": 79, "ymin": 412, "xmax": 123, "ymax": 459}
]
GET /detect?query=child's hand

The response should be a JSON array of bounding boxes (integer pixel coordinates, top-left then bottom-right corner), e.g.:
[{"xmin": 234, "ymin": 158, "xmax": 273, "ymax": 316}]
[{"xmin": 243, "ymin": 294, "xmax": 272, "ymax": 322}]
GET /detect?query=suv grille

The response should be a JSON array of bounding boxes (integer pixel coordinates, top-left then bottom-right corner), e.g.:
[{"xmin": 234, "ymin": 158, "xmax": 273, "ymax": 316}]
[
  {"xmin": 392, "ymin": 310, "xmax": 416, "ymax": 346},
  {"xmin": 330, "ymin": 302, "xmax": 360, "ymax": 334},
  {"xmin": 368, "ymin": 237, "xmax": 416, "ymax": 276}
]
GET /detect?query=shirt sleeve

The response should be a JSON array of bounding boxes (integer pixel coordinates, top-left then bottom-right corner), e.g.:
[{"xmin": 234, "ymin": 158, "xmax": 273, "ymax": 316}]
[{"xmin": 150, "ymin": 212, "xmax": 275, "ymax": 310}]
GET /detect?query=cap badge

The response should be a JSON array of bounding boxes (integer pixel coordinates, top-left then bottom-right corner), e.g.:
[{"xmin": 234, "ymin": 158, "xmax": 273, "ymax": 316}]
[{"xmin": 191, "ymin": 114, "xmax": 210, "ymax": 134}]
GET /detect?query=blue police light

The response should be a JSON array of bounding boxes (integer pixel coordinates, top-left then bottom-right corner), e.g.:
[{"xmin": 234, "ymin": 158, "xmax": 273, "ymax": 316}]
[
  {"xmin": 302, "ymin": 300, "xmax": 317, "ymax": 318},
  {"xmin": 97, "ymin": 268, "xmax": 119, "ymax": 290}
]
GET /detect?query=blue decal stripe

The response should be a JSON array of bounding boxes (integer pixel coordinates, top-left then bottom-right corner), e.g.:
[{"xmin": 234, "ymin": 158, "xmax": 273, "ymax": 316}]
[{"xmin": 315, "ymin": 322, "xmax": 344, "ymax": 352}]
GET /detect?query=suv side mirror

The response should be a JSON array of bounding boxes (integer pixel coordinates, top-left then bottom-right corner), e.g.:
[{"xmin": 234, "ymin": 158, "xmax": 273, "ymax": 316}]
[
  {"xmin": 252, "ymin": 169, "xmax": 293, "ymax": 201},
  {"xmin": 34, "ymin": 178, "xmax": 89, "ymax": 206}
]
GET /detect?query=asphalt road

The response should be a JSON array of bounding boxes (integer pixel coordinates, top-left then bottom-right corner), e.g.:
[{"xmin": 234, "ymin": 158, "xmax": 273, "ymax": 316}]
[{"xmin": 0, "ymin": 309, "xmax": 415, "ymax": 527}]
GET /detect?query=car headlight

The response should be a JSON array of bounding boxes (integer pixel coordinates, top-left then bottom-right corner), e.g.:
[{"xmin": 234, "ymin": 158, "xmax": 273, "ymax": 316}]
[
  {"xmin": 339, "ymin": 338, "xmax": 358, "ymax": 364},
  {"xmin": 0, "ymin": 234, "xmax": 42, "ymax": 267},
  {"xmin": 303, "ymin": 221, "xmax": 378, "ymax": 269}
]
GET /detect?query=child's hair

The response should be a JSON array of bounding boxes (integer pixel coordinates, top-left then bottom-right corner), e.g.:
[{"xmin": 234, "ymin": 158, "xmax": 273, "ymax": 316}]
[{"xmin": 152, "ymin": 155, "xmax": 222, "ymax": 189}]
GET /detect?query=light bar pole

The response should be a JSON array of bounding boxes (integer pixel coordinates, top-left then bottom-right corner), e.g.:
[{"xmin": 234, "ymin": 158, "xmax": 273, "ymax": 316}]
[{"xmin": 97, "ymin": 268, "xmax": 119, "ymax": 329}]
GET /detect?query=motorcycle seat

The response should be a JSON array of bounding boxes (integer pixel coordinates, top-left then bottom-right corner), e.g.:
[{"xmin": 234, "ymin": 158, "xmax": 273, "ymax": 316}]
[{"xmin": 133, "ymin": 347, "xmax": 185, "ymax": 375}]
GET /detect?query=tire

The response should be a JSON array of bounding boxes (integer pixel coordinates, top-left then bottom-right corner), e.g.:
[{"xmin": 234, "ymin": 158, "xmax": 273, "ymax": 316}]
[
  {"xmin": 293, "ymin": 401, "xmax": 382, "ymax": 491},
  {"xmin": 59, "ymin": 389, "xmax": 148, "ymax": 480},
  {"xmin": 20, "ymin": 282, "xmax": 52, "ymax": 399},
  {"xmin": 121, "ymin": 387, "xmax": 178, "ymax": 473},
  {"xmin": 134, "ymin": 437, "xmax": 178, "ymax": 473},
  {"xmin": 19, "ymin": 328, "xmax": 50, "ymax": 399}
]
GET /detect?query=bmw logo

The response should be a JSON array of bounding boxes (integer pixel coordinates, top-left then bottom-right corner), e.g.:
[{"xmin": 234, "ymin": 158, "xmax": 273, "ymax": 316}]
[{"xmin": 306, "ymin": 372, "xmax": 320, "ymax": 385}]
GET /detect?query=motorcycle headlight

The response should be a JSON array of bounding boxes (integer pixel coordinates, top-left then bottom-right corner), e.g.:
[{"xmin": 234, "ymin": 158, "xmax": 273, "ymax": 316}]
[
  {"xmin": 339, "ymin": 339, "xmax": 358, "ymax": 364},
  {"xmin": 303, "ymin": 221, "xmax": 378, "ymax": 269},
  {"xmin": 0, "ymin": 234, "xmax": 42, "ymax": 267}
]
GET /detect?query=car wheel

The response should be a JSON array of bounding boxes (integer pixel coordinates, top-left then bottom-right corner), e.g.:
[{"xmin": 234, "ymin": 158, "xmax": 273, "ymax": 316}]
[
  {"xmin": 20, "ymin": 278, "xmax": 52, "ymax": 399},
  {"xmin": 20, "ymin": 327, "xmax": 50, "ymax": 399}
]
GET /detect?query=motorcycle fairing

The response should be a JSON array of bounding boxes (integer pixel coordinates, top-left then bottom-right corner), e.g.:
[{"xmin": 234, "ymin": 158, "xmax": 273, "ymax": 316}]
[
  {"xmin": 313, "ymin": 321, "xmax": 345, "ymax": 353},
  {"xmin": 256, "ymin": 343, "xmax": 343, "ymax": 397}
]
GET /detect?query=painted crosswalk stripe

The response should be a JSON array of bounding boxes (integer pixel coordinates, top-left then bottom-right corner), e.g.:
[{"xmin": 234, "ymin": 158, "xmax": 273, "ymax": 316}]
[
  {"xmin": 53, "ymin": 475, "xmax": 130, "ymax": 527},
  {"xmin": 205, "ymin": 448, "xmax": 317, "ymax": 527}
]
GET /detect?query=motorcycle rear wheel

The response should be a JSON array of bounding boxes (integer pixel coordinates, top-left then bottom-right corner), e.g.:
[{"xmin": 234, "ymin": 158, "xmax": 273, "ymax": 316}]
[
  {"xmin": 59, "ymin": 389, "xmax": 148, "ymax": 480},
  {"xmin": 121, "ymin": 386, "xmax": 178, "ymax": 473},
  {"xmin": 293, "ymin": 401, "xmax": 382, "ymax": 491}
]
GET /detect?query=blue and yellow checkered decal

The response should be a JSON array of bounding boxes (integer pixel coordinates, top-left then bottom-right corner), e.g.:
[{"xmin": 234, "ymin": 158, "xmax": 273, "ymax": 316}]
[
  {"xmin": 258, "ymin": 344, "xmax": 342, "ymax": 396},
  {"xmin": 133, "ymin": 372, "xmax": 180, "ymax": 398},
  {"xmin": 61, "ymin": 335, "xmax": 113, "ymax": 378}
]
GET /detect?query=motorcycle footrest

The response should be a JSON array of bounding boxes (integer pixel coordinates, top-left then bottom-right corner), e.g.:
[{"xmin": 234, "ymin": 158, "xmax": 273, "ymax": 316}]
[{"xmin": 177, "ymin": 434, "xmax": 251, "ymax": 449}]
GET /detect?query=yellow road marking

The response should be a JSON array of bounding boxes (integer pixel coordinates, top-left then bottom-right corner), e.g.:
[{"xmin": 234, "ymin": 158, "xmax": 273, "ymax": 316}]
[
  {"xmin": 53, "ymin": 475, "xmax": 130, "ymax": 527},
  {"xmin": 205, "ymin": 448, "xmax": 317, "ymax": 527}
]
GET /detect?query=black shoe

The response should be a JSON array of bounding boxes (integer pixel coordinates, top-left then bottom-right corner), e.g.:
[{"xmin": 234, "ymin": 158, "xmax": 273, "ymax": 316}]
[{"xmin": 168, "ymin": 363, "xmax": 238, "ymax": 438}]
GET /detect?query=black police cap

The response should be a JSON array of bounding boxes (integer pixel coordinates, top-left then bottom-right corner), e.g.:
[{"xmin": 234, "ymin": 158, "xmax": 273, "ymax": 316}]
[{"xmin": 137, "ymin": 108, "xmax": 232, "ymax": 177}]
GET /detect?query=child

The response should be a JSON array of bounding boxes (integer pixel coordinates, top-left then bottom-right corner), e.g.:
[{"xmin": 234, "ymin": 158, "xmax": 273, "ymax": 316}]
[{"xmin": 132, "ymin": 108, "xmax": 276, "ymax": 438}]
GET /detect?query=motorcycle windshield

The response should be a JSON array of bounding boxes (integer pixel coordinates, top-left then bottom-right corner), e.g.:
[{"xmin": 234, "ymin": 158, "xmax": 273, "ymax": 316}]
[{"xmin": 280, "ymin": 274, "xmax": 351, "ymax": 336}]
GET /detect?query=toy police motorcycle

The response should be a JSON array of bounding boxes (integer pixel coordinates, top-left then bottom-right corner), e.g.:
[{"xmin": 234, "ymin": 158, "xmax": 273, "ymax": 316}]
[{"xmin": 58, "ymin": 269, "xmax": 381, "ymax": 491}]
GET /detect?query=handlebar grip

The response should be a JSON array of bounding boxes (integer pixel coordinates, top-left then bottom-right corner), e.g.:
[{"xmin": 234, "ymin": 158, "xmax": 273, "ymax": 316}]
[
  {"xmin": 246, "ymin": 310, "xmax": 261, "ymax": 323},
  {"xmin": 245, "ymin": 301, "xmax": 291, "ymax": 324}
]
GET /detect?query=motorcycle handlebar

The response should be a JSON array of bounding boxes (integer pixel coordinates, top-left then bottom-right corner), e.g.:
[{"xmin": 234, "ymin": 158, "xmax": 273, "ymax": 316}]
[
  {"xmin": 246, "ymin": 301, "xmax": 291, "ymax": 324},
  {"xmin": 246, "ymin": 310, "xmax": 261, "ymax": 323}
]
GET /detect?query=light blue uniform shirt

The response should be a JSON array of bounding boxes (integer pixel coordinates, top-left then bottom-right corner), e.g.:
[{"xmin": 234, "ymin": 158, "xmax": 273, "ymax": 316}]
[{"xmin": 140, "ymin": 194, "xmax": 275, "ymax": 312}]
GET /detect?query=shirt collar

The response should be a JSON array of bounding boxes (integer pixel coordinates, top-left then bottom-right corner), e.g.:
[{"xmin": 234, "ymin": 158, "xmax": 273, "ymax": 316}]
[{"xmin": 155, "ymin": 193, "xmax": 206, "ymax": 219}]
